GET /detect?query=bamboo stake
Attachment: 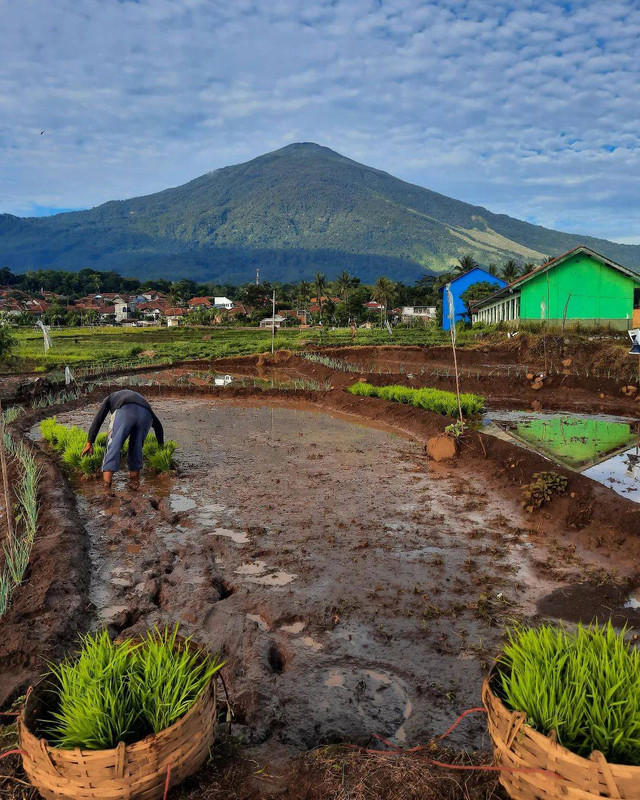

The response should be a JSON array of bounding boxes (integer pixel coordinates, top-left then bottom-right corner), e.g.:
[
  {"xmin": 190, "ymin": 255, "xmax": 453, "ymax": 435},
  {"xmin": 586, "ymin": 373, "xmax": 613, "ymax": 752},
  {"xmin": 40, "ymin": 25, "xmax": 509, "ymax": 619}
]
[{"xmin": 0, "ymin": 400, "xmax": 14, "ymax": 543}]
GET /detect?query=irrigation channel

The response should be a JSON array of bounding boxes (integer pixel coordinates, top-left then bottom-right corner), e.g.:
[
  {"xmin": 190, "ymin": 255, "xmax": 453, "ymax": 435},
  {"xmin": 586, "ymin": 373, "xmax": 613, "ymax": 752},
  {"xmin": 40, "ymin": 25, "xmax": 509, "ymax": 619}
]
[{"xmin": 28, "ymin": 390, "xmax": 640, "ymax": 754}]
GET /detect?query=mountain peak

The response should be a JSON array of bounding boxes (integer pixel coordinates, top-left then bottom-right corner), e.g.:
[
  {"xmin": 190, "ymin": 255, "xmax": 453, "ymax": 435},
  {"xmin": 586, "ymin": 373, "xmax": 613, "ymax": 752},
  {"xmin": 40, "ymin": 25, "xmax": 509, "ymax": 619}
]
[{"xmin": 2, "ymin": 145, "xmax": 639, "ymax": 283}]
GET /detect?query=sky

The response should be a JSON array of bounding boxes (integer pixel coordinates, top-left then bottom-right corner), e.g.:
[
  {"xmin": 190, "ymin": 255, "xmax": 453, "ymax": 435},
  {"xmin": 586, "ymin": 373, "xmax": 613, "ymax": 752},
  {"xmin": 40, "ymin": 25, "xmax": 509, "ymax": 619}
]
[{"xmin": 2, "ymin": 0, "xmax": 640, "ymax": 243}]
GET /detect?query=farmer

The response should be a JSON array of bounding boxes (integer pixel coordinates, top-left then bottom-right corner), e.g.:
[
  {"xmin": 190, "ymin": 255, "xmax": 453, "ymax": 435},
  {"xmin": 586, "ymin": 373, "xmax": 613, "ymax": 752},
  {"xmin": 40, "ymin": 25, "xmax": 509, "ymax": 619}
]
[{"xmin": 81, "ymin": 389, "xmax": 164, "ymax": 488}]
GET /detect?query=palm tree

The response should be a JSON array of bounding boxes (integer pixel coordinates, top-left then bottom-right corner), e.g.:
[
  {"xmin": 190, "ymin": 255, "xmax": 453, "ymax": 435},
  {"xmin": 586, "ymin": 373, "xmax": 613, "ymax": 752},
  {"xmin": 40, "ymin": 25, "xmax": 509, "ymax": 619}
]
[
  {"xmin": 487, "ymin": 263, "xmax": 499, "ymax": 277},
  {"xmin": 314, "ymin": 272, "xmax": 327, "ymax": 319},
  {"xmin": 296, "ymin": 280, "xmax": 311, "ymax": 310},
  {"xmin": 454, "ymin": 254, "xmax": 478, "ymax": 275},
  {"xmin": 335, "ymin": 269, "xmax": 356, "ymax": 301},
  {"xmin": 372, "ymin": 276, "xmax": 396, "ymax": 325},
  {"xmin": 500, "ymin": 259, "xmax": 522, "ymax": 282}
]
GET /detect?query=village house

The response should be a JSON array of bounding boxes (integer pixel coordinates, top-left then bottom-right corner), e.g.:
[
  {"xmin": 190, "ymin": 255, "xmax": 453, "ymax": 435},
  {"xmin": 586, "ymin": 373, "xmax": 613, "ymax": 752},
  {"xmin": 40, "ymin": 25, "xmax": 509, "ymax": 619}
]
[
  {"xmin": 259, "ymin": 314, "xmax": 286, "ymax": 329},
  {"xmin": 402, "ymin": 305, "xmax": 437, "ymax": 324},
  {"xmin": 472, "ymin": 246, "xmax": 640, "ymax": 330},
  {"xmin": 441, "ymin": 268, "xmax": 506, "ymax": 329}
]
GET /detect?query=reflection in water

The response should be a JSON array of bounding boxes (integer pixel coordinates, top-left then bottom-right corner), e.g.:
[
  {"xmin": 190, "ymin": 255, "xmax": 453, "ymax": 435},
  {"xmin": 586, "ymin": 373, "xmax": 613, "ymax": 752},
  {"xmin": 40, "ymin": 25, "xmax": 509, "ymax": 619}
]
[
  {"xmin": 484, "ymin": 409, "xmax": 640, "ymax": 502},
  {"xmin": 485, "ymin": 410, "xmax": 638, "ymax": 469}
]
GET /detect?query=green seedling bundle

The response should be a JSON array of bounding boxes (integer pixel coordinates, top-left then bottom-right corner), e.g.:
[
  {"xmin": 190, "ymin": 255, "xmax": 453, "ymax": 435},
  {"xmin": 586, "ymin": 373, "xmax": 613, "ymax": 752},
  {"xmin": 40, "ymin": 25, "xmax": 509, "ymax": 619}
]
[
  {"xmin": 498, "ymin": 622, "xmax": 640, "ymax": 765},
  {"xmin": 347, "ymin": 381, "xmax": 485, "ymax": 416},
  {"xmin": 40, "ymin": 417, "xmax": 177, "ymax": 475},
  {"xmin": 45, "ymin": 627, "xmax": 224, "ymax": 750}
]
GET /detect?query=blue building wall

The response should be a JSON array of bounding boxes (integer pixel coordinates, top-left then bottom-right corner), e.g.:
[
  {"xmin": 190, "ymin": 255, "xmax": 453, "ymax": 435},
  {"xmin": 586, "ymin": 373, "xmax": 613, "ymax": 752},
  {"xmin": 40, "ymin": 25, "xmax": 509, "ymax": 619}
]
[{"xmin": 441, "ymin": 268, "xmax": 506, "ymax": 330}]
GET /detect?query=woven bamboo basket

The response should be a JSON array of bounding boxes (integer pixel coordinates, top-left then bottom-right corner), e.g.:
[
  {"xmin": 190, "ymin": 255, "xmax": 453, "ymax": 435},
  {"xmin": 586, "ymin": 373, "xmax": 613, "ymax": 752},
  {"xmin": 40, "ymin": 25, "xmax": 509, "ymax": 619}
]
[
  {"xmin": 482, "ymin": 671, "xmax": 639, "ymax": 799},
  {"xmin": 18, "ymin": 673, "xmax": 217, "ymax": 800}
]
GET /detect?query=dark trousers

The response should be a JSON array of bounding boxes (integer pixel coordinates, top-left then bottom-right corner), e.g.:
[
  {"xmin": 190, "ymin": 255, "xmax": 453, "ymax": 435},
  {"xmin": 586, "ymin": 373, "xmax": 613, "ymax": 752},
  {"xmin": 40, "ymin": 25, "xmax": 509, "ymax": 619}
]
[{"xmin": 102, "ymin": 404, "xmax": 153, "ymax": 473}]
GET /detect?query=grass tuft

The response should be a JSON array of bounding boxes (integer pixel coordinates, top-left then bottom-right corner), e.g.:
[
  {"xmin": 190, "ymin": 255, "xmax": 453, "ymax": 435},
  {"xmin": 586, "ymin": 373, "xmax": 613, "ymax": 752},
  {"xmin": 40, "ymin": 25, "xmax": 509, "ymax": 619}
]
[{"xmin": 498, "ymin": 622, "xmax": 640, "ymax": 765}]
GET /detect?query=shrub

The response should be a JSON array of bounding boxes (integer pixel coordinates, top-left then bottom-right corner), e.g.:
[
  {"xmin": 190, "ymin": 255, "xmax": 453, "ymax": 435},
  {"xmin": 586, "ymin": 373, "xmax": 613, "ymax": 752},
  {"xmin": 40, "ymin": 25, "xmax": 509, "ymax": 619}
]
[
  {"xmin": 44, "ymin": 627, "xmax": 224, "ymax": 750},
  {"xmin": 521, "ymin": 471, "xmax": 568, "ymax": 512},
  {"xmin": 347, "ymin": 382, "xmax": 484, "ymax": 416},
  {"xmin": 498, "ymin": 622, "xmax": 640, "ymax": 765},
  {"xmin": 40, "ymin": 418, "xmax": 177, "ymax": 475}
]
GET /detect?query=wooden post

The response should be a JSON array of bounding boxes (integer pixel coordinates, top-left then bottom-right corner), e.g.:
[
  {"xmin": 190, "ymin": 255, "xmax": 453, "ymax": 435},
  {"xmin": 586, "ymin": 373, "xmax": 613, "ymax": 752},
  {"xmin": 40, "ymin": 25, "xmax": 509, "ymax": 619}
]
[
  {"xmin": 271, "ymin": 290, "xmax": 276, "ymax": 356},
  {"xmin": 0, "ymin": 400, "xmax": 14, "ymax": 543}
]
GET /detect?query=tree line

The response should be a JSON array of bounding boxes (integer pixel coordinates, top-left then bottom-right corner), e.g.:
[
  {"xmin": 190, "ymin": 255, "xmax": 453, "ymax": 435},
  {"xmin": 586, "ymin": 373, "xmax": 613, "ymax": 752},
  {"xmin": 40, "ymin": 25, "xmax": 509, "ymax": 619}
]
[{"xmin": 0, "ymin": 253, "xmax": 541, "ymax": 327}]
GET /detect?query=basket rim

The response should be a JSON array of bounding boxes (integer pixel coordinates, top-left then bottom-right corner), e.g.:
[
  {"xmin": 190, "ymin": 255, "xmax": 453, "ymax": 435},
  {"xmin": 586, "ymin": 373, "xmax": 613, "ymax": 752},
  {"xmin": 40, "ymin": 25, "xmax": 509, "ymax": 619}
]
[
  {"xmin": 483, "ymin": 663, "xmax": 640, "ymax": 773},
  {"xmin": 20, "ymin": 670, "xmax": 217, "ymax": 759}
]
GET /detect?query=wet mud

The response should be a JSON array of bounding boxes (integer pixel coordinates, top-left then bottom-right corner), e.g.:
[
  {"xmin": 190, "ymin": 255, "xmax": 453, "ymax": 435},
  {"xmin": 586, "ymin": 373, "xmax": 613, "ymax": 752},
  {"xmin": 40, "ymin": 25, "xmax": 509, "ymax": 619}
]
[{"xmin": 28, "ymin": 397, "xmax": 633, "ymax": 756}]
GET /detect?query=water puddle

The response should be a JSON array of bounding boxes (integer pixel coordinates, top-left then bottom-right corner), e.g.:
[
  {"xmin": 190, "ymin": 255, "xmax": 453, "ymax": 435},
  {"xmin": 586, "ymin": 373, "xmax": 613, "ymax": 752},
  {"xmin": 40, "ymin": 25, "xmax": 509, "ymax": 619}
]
[
  {"xmin": 169, "ymin": 493, "xmax": 197, "ymax": 512},
  {"xmin": 484, "ymin": 410, "xmax": 639, "ymax": 469},
  {"xmin": 280, "ymin": 621, "xmax": 306, "ymax": 634},
  {"xmin": 583, "ymin": 448, "xmax": 640, "ymax": 503},
  {"xmin": 246, "ymin": 570, "xmax": 297, "ymax": 587},
  {"xmin": 325, "ymin": 670, "xmax": 345, "ymax": 687},
  {"xmin": 484, "ymin": 410, "xmax": 640, "ymax": 501},
  {"xmin": 246, "ymin": 613, "xmax": 270, "ymax": 631},
  {"xmin": 209, "ymin": 527, "xmax": 250, "ymax": 545},
  {"xmin": 624, "ymin": 589, "xmax": 640, "ymax": 610},
  {"xmin": 236, "ymin": 561, "xmax": 268, "ymax": 576},
  {"xmin": 104, "ymin": 369, "xmax": 326, "ymax": 392}
]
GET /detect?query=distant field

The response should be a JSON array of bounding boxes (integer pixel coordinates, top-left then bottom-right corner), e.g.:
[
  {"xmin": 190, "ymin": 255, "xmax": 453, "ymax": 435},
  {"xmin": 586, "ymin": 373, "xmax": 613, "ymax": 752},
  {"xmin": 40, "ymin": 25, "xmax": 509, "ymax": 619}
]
[{"xmin": 6, "ymin": 325, "xmax": 460, "ymax": 373}]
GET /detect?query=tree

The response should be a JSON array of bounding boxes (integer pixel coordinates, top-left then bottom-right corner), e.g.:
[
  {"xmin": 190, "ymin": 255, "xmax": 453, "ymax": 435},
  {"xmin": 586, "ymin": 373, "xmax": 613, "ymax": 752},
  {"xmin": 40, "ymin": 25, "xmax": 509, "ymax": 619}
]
[
  {"xmin": 372, "ymin": 276, "xmax": 396, "ymax": 324},
  {"xmin": 296, "ymin": 280, "xmax": 311, "ymax": 309},
  {"xmin": 454, "ymin": 254, "xmax": 478, "ymax": 274},
  {"xmin": 460, "ymin": 280, "xmax": 503, "ymax": 321},
  {"xmin": 314, "ymin": 272, "xmax": 327, "ymax": 319},
  {"xmin": 0, "ymin": 323, "xmax": 15, "ymax": 361},
  {"xmin": 500, "ymin": 259, "xmax": 522, "ymax": 282},
  {"xmin": 335, "ymin": 270, "xmax": 358, "ymax": 301}
]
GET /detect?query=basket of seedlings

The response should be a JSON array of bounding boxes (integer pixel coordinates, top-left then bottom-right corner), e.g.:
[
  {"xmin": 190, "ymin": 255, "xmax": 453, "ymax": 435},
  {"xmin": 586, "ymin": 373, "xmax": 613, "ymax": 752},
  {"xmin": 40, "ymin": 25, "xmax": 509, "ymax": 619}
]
[
  {"xmin": 19, "ymin": 626, "xmax": 224, "ymax": 800},
  {"xmin": 482, "ymin": 621, "xmax": 640, "ymax": 799}
]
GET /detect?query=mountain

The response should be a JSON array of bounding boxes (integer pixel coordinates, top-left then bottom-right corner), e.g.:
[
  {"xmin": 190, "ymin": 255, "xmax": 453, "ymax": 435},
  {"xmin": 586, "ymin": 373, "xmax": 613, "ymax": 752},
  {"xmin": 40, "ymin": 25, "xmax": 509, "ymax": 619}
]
[{"xmin": 2, "ymin": 142, "xmax": 640, "ymax": 283}]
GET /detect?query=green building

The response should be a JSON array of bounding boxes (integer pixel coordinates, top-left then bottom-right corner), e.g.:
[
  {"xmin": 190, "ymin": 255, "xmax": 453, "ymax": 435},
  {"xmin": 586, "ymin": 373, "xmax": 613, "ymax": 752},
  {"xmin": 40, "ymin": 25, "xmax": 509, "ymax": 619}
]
[{"xmin": 472, "ymin": 246, "xmax": 640, "ymax": 330}]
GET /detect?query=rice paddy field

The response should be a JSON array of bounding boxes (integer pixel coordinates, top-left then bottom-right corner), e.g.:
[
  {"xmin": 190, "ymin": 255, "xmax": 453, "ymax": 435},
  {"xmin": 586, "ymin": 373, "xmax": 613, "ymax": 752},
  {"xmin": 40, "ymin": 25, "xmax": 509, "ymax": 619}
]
[
  {"xmin": 7, "ymin": 325, "xmax": 468, "ymax": 372},
  {"xmin": 1, "ymin": 333, "xmax": 640, "ymax": 799}
]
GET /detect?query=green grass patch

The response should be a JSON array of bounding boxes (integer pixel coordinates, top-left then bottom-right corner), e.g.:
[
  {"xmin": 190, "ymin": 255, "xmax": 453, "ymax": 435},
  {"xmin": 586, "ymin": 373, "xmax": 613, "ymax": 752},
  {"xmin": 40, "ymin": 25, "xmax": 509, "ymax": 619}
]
[
  {"xmin": 40, "ymin": 418, "xmax": 177, "ymax": 475},
  {"xmin": 347, "ymin": 382, "xmax": 484, "ymax": 416},
  {"xmin": 45, "ymin": 627, "xmax": 224, "ymax": 749},
  {"xmin": 498, "ymin": 622, "xmax": 640, "ymax": 765}
]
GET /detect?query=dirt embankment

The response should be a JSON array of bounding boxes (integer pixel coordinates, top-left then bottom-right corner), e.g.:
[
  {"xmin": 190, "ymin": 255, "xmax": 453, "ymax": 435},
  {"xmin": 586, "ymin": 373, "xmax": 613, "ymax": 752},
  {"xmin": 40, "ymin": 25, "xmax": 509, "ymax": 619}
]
[{"xmin": 0, "ymin": 414, "xmax": 90, "ymax": 706}]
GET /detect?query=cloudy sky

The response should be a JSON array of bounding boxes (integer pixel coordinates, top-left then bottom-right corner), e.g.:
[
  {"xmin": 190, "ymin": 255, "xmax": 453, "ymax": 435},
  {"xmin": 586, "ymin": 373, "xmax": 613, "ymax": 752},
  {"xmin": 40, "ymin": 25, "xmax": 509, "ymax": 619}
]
[{"xmin": 2, "ymin": 0, "xmax": 640, "ymax": 242}]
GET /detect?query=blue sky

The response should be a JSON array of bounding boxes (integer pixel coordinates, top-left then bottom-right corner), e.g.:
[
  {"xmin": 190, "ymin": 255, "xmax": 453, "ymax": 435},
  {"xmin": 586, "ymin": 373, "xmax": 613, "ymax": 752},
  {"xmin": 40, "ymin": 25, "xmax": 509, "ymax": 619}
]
[{"xmin": 2, "ymin": 0, "xmax": 640, "ymax": 243}]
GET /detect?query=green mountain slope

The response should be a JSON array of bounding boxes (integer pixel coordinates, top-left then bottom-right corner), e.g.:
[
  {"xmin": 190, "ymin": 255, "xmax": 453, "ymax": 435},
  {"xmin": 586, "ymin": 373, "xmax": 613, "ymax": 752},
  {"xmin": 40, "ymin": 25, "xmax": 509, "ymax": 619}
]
[{"xmin": 1, "ymin": 142, "xmax": 639, "ymax": 283}]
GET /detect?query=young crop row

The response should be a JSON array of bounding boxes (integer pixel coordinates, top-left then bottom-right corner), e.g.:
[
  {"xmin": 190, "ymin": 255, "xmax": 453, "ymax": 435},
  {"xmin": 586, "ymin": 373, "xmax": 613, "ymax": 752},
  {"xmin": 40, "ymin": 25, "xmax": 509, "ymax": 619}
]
[
  {"xmin": 347, "ymin": 382, "xmax": 485, "ymax": 416},
  {"xmin": 0, "ymin": 407, "xmax": 40, "ymax": 618},
  {"xmin": 40, "ymin": 418, "xmax": 177, "ymax": 475}
]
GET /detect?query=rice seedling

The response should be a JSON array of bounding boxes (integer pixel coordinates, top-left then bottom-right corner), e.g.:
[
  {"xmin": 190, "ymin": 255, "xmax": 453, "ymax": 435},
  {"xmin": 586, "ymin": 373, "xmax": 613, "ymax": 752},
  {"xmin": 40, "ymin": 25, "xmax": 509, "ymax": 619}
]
[
  {"xmin": 40, "ymin": 419, "xmax": 177, "ymax": 475},
  {"xmin": 44, "ymin": 627, "xmax": 224, "ymax": 750},
  {"xmin": 45, "ymin": 631, "xmax": 142, "ymax": 750},
  {"xmin": 0, "ymin": 436, "xmax": 40, "ymax": 619},
  {"xmin": 130, "ymin": 626, "xmax": 224, "ymax": 734},
  {"xmin": 498, "ymin": 622, "xmax": 640, "ymax": 765},
  {"xmin": 347, "ymin": 382, "xmax": 485, "ymax": 416}
]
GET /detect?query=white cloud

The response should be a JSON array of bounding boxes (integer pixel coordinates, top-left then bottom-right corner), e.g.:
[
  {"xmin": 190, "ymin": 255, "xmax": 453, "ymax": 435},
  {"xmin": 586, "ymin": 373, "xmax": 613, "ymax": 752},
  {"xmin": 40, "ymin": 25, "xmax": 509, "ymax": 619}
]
[{"xmin": 0, "ymin": 0, "xmax": 639, "ymax": 244}]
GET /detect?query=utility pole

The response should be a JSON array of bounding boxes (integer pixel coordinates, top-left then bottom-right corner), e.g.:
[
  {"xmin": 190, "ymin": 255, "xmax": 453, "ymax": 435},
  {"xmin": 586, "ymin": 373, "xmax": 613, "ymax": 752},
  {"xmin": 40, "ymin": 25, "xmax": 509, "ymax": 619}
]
[{"xmin": 271, "ymin": 289, "xmax": 276, "ymax": 355}]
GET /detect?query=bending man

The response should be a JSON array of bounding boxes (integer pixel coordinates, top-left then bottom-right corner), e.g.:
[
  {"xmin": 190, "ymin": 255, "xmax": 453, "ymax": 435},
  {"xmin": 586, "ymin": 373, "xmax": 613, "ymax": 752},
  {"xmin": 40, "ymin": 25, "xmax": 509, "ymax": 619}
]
[{"xmin": 82, "ymin": 389, "xmax": 164, "ymax": 488}]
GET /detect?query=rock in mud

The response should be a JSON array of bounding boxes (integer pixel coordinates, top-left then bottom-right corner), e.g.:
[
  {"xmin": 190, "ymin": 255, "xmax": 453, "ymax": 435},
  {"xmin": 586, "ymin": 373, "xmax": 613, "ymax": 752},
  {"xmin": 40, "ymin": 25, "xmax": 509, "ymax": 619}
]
[{"xmin": 426, "ymin": 435, "xmax": 458, "ymax": 462}]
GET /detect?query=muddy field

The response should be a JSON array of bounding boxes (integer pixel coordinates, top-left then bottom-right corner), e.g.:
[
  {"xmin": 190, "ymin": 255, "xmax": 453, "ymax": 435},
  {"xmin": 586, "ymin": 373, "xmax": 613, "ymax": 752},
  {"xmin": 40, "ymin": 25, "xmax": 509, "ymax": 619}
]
[{"xmin": 2, "ymin": 340, "xmax": 640, "ymax": 798}]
